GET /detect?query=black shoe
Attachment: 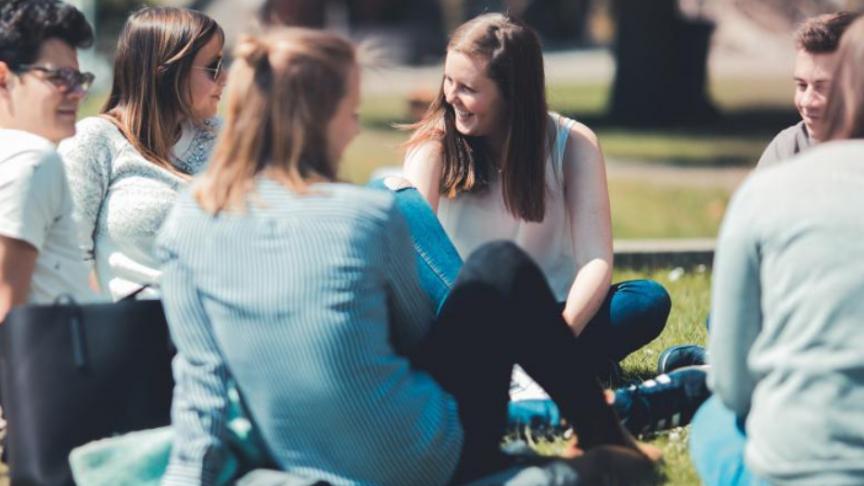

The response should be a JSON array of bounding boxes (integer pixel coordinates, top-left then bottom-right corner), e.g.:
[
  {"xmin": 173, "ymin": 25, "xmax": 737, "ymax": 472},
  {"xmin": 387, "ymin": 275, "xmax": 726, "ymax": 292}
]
[
  {"xmin": 657, "ymin": 344, "xmax": 707, "ymax": 375},
  {"xmin": 612, "ymin": 365, "xmax": 710, "ymax": 436}
]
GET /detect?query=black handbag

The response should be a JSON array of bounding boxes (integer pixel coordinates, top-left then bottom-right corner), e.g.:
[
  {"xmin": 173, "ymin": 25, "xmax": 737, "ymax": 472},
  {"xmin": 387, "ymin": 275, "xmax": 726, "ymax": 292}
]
[{"xmin": 0, "ymin": 291, "xmax": 175, "ymax": 485}]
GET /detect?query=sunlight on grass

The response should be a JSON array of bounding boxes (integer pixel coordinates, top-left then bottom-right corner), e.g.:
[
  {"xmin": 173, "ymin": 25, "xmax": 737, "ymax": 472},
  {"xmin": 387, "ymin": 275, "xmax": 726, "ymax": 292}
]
[
  {"xmin": 512, "ymin": 267, "xmax": 710, "ymax": 485},
  {"xmin": 616, "ymin": 267, "xmax": 710, "ymax": 485},
  {"xmin": 609, "ymin": 179, "xmax": 729, "ymax": 239}
]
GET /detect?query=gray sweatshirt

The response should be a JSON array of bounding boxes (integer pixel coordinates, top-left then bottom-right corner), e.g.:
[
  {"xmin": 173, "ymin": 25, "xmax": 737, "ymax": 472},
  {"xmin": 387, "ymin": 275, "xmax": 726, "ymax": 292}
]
[{"xmin": 709, "ymin": 140, "xmax": 864, "ymax": 485}]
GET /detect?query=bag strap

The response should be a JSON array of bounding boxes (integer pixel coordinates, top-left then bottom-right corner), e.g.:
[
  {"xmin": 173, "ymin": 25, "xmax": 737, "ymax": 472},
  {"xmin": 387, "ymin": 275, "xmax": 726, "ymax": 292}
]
[{"xmin": 119, "ymin": 285, "xmax": 151, "ymax": 302}]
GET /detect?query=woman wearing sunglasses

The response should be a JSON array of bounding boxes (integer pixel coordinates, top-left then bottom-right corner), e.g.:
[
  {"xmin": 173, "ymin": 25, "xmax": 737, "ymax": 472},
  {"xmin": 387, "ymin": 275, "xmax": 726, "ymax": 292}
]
[{"xmin": 59, "ymin": 6, "xmax": 226, "ymax": 300}]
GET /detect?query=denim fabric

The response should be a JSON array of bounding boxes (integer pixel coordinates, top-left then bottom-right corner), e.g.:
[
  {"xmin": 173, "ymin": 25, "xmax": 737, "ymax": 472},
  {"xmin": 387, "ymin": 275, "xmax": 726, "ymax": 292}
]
[
  {"xmin": 368, "ymin": 181, "xmax": 671, "ymax": 429},
  {"xmin": 367, "ymin": 179, "xmax": 461, "ymax": 311},
  {"xmin": 690, "ymin": 396, "xmax": 768, "ymax": 486}
]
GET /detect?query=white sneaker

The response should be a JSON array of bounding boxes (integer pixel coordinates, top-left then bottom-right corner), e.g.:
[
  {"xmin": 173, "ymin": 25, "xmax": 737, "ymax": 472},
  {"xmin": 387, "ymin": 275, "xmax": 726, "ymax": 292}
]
[{"xmin": 509, "ymin": 365, "xmax": 550, "ymax": 402}]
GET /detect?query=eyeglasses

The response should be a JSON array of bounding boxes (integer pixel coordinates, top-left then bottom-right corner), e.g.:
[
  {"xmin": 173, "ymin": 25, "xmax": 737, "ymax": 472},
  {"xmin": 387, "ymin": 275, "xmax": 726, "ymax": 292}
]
[
  {"xmin": 192, "ymin": 57, "xmax": 226, "ymax": 82},
  {"xmin": 16, "ymin": 65, "xmax": 95, "ymax": 94}
]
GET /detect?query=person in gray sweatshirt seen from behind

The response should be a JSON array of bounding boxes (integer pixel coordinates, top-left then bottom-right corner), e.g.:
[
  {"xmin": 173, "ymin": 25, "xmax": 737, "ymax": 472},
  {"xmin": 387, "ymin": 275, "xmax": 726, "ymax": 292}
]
[
  {"xmin": 691, "ymin": 16, "xmax": 864, "ymax": 486},
  {"xmin": 757, "ymin": 11, "xmax": 858, "ymax": 168}
]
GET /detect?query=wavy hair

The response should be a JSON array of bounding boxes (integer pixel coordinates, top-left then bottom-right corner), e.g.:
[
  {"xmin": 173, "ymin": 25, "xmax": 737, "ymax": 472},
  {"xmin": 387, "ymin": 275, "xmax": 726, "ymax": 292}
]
[
  {"xmin": 195, "ymin": 28, "xmax": 356, "ymax": 214},
  {"xmin": 101, "ymin": 7, "xmax": 223, "ymax": 172},
  {"xmin": 0, "ymin": 0, "xmax": 93, "ymax": 69},
  {"xmin": 405, "ymin": 13, "xmax": 548, "ymax": 222}
]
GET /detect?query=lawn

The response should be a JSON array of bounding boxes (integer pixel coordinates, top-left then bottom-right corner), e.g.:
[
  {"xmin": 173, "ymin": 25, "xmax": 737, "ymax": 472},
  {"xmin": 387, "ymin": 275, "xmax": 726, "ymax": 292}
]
[
  {"xmin": 619, "ymin": 267, "xmax": 710, "ymax": 485},
  {"xmin": 72, "ymin": 78, "xmax": 734, "ymax": 484},
  {"xmin": 510, "ymin": 267, "xmax": 710, "ymax": 485}
]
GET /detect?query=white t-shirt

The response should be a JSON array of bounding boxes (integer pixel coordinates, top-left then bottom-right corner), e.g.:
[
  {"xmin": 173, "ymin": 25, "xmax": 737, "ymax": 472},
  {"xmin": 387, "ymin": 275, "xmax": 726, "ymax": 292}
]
[{"xmin": 0, "ymin": 129, "xmax": 93, "ymax": 304}]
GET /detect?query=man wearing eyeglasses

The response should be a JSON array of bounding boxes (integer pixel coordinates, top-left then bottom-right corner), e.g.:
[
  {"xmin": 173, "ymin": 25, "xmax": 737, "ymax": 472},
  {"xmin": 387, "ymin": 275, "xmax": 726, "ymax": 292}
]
[{"xmin": 0, "ymin": 0, "xmax": 96, "ymax": 320}]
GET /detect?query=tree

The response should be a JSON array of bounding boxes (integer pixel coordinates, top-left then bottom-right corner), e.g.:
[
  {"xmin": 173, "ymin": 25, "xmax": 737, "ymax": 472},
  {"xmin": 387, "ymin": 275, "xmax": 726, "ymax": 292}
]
[{"xmin": 609, "ymin": 0, "xmax": 718, "ymax": 126}]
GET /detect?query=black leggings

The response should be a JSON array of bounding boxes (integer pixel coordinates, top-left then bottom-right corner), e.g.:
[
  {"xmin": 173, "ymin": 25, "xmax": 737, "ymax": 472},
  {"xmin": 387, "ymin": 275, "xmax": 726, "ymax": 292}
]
[{"xmin": 410, "ymin": 242, "xmax": 629, "ymax": 483}]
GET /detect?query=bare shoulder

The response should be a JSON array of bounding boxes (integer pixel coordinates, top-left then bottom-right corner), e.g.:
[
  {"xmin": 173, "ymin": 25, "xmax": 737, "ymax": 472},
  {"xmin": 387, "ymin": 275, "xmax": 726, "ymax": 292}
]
[
  {"xmin": 405, "ymin": 140, "xmax": 444, "ymax": 165},
  {"xmin": 567, "ymin": 121, "xmax": 600, "ymax": 151},
  {"xmin": 560, "ymin": 120, "xmax": 604, "ymax": 175}
]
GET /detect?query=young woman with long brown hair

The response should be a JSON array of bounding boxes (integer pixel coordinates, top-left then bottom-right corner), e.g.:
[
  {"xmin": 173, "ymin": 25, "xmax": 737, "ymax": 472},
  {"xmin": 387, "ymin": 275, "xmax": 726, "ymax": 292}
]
[
  {"xmin": 395, "ymin": 13, "xmax": 670, "ymax": 399},
  {"xmin": 59, "ymin": 6, "xmax": 225, "ymax": 300},
  {"xmin": 157, "ymin": 28, "xmax": 655, "ymax": 485}
]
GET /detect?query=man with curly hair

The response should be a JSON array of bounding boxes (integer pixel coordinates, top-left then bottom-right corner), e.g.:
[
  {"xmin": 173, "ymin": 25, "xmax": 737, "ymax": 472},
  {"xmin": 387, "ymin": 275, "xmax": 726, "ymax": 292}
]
[
  {"xmin": 757, "ymin": 11, "xmax": 859, "ymax": 167},
  {"xmin": 0, "ymin": 0, "xmax": 96, "ymax": 319}
]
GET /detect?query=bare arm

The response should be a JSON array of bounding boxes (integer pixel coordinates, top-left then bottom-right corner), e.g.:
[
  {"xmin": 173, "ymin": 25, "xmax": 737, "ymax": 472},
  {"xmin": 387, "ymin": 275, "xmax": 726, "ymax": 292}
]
[
  {"xmin": 561, "ymin": 123, "xmax": 614, "ymax": 336},
  {"xmin": 402, "ymin": 142, "xmax": 444, "ymax": 212},
  {"xmin": 0, "ymin": 236, "xmax": 37, "ymax": 321}
]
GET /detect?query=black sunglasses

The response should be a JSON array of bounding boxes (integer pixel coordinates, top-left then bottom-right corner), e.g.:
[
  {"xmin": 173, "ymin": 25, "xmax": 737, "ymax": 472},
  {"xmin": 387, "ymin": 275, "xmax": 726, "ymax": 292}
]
[
  {"xmin": 193, "ymin": 56, "xmax": 226, "ymax": 82},
  {"xmin": 16, "ymin": 65, "xmax": 95, "ymax": 93}
]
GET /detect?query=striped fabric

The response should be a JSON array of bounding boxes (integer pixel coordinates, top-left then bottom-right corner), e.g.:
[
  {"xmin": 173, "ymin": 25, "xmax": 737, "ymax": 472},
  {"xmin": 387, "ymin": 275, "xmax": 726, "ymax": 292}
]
[{"xmin": 157, "ymin": 178, "xmax": 463, "ymax": 485}]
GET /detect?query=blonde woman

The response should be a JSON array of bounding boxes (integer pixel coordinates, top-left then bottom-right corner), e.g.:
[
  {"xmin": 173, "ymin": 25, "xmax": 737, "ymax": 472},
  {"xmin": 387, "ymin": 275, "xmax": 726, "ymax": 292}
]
[
  {"xmin": 59, "ymin": 7, "xmax": 225, "ymax": 300},
  {"xmin": 157, "ymin": 28, "xmax": 654, "ymax": 485}
]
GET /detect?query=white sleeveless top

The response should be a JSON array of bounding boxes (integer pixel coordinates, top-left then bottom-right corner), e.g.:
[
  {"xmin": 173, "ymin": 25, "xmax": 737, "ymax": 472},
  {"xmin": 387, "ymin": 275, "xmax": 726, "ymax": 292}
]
[{"xmin": 437, "ymin": 113, "xmax": 578, "ymax": 300}]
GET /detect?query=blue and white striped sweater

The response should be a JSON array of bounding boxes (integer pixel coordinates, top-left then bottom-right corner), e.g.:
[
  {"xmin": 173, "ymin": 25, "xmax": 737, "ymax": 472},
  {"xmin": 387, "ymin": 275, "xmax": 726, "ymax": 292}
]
[{"xmin": 157, "ymin": 179, "xmax": 463, "ymax": 485}]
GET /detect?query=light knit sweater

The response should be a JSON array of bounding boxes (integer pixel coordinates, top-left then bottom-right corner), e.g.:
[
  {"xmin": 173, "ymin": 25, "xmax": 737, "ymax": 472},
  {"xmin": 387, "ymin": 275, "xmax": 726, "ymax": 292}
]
[
  {"xmin": 59, "ymin": 116, "xmax": 218, "ymax": 300},
  {"xmin": 157, "ymin": 179, "xmax": 462, "ymax": 486},
  {"xmin": 710, "ymin": 140, "xmax": 864, "ymax": 485}
]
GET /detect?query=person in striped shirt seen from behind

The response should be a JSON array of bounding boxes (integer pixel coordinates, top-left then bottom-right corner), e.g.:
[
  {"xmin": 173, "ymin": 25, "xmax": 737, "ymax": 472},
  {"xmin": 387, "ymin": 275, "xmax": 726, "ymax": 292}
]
[{"xmin": 157, "ymin": 28, "xmax": 657, "ymax": 486}]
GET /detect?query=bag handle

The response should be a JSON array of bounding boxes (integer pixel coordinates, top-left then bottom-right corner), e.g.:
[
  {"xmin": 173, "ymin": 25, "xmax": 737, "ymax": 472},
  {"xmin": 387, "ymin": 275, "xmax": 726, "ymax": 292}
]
[
  {"xmin": 120, "ymin": 285, "xmax": 151, "ymax": 302},
  {"xmin": 50, "ymin": 285, "xmax": 151, "ymax": 370},
  {"xmin": 52, "ymin": 294, "xmax": 88, "ymax": 369}
]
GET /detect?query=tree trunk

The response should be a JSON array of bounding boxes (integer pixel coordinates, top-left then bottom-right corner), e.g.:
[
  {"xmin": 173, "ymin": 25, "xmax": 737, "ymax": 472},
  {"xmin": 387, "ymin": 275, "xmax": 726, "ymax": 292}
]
[{"xmin": 609, "ymin": 0, "xmax": 718, "ymax": 126}]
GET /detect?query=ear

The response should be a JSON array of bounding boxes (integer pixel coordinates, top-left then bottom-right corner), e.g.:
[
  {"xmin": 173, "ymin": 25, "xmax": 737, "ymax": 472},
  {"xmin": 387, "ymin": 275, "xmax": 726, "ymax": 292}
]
[{"xmin": 0, "ymin": 62, "xmax": 10, "ymax": 91}]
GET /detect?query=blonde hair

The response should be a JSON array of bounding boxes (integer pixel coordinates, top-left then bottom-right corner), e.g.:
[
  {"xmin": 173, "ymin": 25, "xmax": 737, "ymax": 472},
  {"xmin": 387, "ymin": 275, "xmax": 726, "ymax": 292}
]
[
  {"xmin": 824, "ymin": 17, "xmax": 864, "ymax": 141},
  {"xmin": 102, "ymin": 7, "xmax": 223, "ymax": 173},
  {"xmin": 196, "ymin": 28, "xmax": 356, "ymax": 214}
]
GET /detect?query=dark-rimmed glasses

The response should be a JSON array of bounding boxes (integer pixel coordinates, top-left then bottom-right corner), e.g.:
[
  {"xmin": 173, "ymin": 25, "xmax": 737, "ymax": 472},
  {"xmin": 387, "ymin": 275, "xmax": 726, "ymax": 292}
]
[
  {"xmin": 15, "ymin": 65, "xmax": 95, "ymax": 94},
  {"xmin": 192, "ymin": 56, "xmax": 226, "ymax": 82}
]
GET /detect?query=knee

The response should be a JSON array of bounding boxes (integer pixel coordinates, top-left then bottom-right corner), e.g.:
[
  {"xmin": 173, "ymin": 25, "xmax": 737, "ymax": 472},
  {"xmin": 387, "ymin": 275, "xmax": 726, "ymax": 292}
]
[
  {"xmin": 467, "ymin": 241, "xmax": 529, "ymax": 268},
  {"xmin": 621, "ymin": 279, "xmax": 671, "ymax": 337},
  {"xmin": 463, "ymin": 241, "xmax": 541, "ymax": 286},
  {"xmin": 690, "ymin": 397, "xmax": 751, "ymax": 486},
  {"xmin": 367, "ymin": 176, "xmax": 415, "ymax": 192}
]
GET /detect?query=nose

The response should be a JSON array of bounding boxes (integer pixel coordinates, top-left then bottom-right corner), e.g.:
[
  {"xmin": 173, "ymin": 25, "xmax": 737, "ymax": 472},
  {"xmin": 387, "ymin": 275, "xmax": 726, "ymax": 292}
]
[
  {"xmin": 66, "ymin": 86, "xmax": 87, "ymax": 101},
  {"xmin": 801, "ymin": 86, "xmax": 820, "ymax": 109},
  {"xmin": 443, "ymin": 81, "xmax": 456, "ymax": 105}
]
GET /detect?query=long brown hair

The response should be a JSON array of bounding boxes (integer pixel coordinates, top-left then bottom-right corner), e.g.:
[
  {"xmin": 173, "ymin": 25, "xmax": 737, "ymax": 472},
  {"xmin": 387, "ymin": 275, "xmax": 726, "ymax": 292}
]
[
  {"xmin": 406, "ymin": 13, "xmax": 549, "ymax": 222},
  {"xmin": 101, "ymin": 7, "xmax": 223, "ymax": 172},
  {"xmin": 195, "ymin": 28, "xmax": 356, "ymax": 214},
  {"xmin": 824, "ymin": 17, "xmax": 864, "ymax": 141}
]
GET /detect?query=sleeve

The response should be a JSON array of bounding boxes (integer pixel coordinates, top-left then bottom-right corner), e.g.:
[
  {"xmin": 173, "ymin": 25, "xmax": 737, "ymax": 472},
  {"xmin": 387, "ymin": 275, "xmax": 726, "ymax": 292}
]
[
  {"xmin": 0, "ymin": 149, "xmax": 65, "ymax": 250},
  {"xmin": 381, "ymin": 200, "xmax": 435, "ymax": 354},
  {"xmin": 156, "ymin": 214, "xmax": 232, "ymax": 486},
  {"xmin": 58, "ymin": 119, "xmax": 114, "ymax": 263},
  {"xmin": 707, "ymin": 179, "xmax": 763, "ymax": 418}
]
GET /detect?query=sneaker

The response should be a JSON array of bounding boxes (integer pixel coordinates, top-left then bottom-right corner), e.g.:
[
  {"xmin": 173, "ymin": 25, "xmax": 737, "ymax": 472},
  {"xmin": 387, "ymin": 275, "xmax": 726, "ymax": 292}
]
[
  {"xmin": 612, "ymin": 365, "xmax": 710, "ymax": 436},
  {"xmin": 656, "ymin": 344, "xmax": 707, "ymax": 375},
  {"xmin": 509, "ymin": 365, "xmax": 549, "ymax": 402}
]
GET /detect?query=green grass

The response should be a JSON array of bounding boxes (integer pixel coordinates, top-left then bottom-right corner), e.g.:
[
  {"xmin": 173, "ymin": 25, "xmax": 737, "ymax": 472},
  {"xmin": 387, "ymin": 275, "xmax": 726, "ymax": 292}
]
[
  {"xmin": 338, "ymin": 126, "xmax": 732, "ymax": 238},
  {"xmin": 358, "ymin": 77, "xmax": 794, "ymax": 168},
  {"xmin": 617, "ymin": 267, "xmax": 710, "ymax": 485},
  {"xmin": 609, "ymin": 179, "xmax": 728, "ymax": 238},
  {"xmin": 525, "ymin": 268, "xmax": 710, "ymax": 484}
]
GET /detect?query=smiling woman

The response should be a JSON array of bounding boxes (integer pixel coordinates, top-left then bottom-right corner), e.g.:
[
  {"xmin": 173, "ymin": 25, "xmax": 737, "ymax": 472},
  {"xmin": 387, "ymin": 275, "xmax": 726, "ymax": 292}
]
[{"xmin": 57, "ymin": 6, "xmax": 225, "ymax": 301}]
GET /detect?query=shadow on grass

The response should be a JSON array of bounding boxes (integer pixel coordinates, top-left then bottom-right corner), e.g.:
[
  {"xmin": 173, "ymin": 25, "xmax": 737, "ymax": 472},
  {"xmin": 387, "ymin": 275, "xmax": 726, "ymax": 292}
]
[{"xmin": 568, "ymin": 107, "xmax": 799, "ymax": 136}]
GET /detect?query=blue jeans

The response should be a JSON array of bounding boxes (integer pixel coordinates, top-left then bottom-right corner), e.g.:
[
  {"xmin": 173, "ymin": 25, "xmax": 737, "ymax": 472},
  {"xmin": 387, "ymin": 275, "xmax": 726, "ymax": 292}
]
[
  {"xmin": 369, "ymin": 181, "xmax": 670, "ymax": 369},
  {"xmin": 690, "ymin": 396, "xmax": 768, "ymax": 486},
  {"xmin": 369, "ymin": 181, "xmax": 670, "ymax": 428}
]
